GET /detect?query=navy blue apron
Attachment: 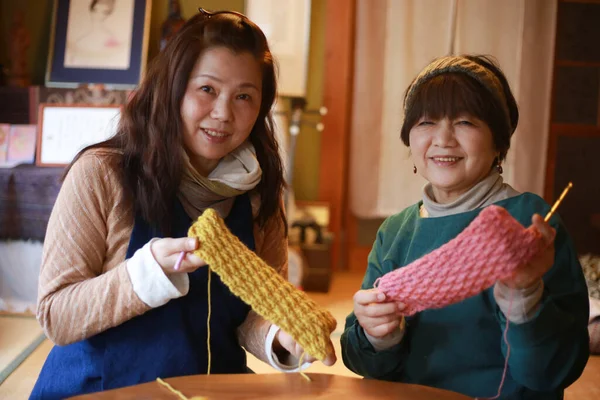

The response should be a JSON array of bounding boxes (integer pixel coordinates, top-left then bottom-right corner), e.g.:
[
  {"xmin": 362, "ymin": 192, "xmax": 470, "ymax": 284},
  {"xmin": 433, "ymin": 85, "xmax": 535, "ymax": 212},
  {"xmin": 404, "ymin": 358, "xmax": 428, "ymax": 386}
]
[{"xmin": 31, "ymin": 194, "xmax": 254, "ymax": 399}]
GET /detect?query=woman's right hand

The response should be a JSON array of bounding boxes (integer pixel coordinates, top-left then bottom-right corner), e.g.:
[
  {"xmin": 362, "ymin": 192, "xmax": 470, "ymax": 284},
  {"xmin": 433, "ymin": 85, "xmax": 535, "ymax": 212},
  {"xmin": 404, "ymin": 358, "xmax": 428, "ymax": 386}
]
[
  {"xmin": 353, "ymin": 289, "xmax": 405, "ymax": 338},
  {"xmin": 150, "ymin": 238, "xmax": 207, "ymax": 275}
]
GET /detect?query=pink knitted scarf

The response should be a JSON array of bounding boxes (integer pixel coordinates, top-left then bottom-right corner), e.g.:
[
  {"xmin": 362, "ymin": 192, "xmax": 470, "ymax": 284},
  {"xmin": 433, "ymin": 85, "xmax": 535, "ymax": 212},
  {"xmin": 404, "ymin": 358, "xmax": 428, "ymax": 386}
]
[
  {"xmin": 375, "ymin": 205, "xmax": 545, "ymax": 315},
  {"xmin": 375, "ymin": 205, "xmax": 547, "ymax": 399}
]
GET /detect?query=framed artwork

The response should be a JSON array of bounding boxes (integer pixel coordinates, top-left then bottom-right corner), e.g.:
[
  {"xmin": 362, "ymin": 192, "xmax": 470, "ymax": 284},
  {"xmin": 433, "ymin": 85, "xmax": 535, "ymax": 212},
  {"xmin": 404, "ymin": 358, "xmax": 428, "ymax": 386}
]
[
  {"xmin": 0, "ymin": 124, "xmax": 9, "ymax": 165},
  {"xmin": 36, "ymin": 104, "xmax": 121, "ymax": 167},
  {"xmin": 245, "ymin": 0, "xmax": 311, "ymax": 97},
  {"xmin": 0, "ymin": 124, "xmax": 37, "ymax": 167},
  {"xmin": 45, "ymin": 0, "xmax": 152, "ymax": 89},
  {"xmin": 7, "ymin": 125, "xmax": 37, "ymax": 164}
]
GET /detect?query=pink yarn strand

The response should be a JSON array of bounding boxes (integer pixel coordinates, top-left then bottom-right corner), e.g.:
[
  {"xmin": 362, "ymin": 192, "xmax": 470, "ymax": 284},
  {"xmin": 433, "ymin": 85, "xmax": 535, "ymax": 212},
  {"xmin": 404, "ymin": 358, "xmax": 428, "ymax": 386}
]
[{"xmin": 477, "ymin": 289, "xmax": 513, "ymax": 400}]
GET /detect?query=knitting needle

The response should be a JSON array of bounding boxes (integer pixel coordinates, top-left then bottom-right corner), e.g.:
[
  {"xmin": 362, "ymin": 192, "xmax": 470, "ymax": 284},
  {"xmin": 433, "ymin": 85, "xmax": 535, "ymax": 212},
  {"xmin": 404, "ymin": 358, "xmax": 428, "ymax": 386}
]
[{"xmin": 544, "ymin": 182, "xmax": 573, "ymax": 222}]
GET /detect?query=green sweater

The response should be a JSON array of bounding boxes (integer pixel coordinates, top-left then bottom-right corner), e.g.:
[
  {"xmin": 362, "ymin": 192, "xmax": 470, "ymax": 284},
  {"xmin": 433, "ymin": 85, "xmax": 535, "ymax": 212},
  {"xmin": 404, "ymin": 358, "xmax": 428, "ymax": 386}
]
[{"xmin": 341, "ymin": 193, "xmax": 589, "ymax": 399}]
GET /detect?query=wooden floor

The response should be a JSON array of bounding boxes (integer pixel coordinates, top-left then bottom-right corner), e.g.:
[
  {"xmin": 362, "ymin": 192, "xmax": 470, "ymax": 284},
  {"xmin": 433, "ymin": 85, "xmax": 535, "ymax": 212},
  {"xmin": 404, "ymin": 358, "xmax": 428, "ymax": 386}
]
[
  {"xmin": 565, "ymin": 355, "xmax": 600, "ymax": 399},
  {"xmin": 0, "ymin": 316, "xmax": 43, "ymax": 377},
  {"xmin": 1, "ymin": 271, "xmax": 598, "ymax": 399}
]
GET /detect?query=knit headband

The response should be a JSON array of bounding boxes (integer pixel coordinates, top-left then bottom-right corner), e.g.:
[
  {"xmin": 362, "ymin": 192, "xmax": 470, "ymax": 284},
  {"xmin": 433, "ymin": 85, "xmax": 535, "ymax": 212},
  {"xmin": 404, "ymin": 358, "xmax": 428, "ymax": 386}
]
[{"xmin": 404, "ymin": 56, "xmax": 513, "ymax": 132}]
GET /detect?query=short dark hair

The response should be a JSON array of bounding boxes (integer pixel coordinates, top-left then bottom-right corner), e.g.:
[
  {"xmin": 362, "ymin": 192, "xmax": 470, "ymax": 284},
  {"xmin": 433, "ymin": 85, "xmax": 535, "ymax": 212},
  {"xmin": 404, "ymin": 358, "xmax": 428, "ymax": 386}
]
[{"xmin": 400, "ymin": 55, "xmax": 519, "ymax": 162}]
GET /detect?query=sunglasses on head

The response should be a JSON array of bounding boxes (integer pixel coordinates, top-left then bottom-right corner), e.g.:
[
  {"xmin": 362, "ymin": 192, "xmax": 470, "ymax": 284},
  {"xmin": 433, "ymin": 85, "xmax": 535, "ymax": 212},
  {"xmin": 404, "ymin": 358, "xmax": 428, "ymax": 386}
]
[{"xmin": 197, "ymin": 8, "xmax": 248, "ymax": 19}]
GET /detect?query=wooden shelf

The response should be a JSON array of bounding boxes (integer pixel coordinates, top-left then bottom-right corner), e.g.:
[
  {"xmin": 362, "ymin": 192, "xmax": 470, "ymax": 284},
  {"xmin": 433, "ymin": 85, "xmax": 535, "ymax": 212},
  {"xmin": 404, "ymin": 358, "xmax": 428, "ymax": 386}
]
[
  {"xmin": 560, "ymin": 0, "xmax": 600, "ymax": 4},
  {"xmin": 551, "ymin": 123, "xmax": 600, "ymax": 136},
  {"xmin": 545, "ymin": 0, "xmax": 600, "ymax": 253},
  {"xmin": 556, "ymin": 60, "xmax": 600, "ymax": 68}
]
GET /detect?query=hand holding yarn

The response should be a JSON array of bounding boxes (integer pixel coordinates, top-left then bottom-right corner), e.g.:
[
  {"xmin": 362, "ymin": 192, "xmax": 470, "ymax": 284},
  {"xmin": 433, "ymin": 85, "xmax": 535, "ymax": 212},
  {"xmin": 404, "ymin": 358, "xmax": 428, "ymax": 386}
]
[
  {"xmin": 150, "ymin": 237, "xmax": 207, "ymax": 275},
  {"xmin": 353, "ymin": 289, "xmax": 405, "ymax": 338},
  {"xmin": 499, "ymin": 213, "xmax": 556, "ymax": 290},
  {"xmin": 188, "ymin": 208, "xmax": 338, "ymax": 362},
  {"xmin": 375, "ymin": 205, "xmax": 547, "ymax": 315},
  {"xmin": 275, "ymin": 329, "xmax": 337, "ymax": 366}
]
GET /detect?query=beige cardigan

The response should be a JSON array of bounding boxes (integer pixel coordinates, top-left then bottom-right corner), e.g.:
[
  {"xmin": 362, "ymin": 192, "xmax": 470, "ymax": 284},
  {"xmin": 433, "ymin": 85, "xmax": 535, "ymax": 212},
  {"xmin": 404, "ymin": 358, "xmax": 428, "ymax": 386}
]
[{"xmin": 36, "ymin": 149, "xmax": 288, "ymax": 364}]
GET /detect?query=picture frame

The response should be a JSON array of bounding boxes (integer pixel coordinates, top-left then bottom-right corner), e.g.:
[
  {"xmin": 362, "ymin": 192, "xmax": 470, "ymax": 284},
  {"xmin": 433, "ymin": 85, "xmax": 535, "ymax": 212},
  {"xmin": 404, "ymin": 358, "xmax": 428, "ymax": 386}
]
[
  {"xmin": 45, "ymin": 0, "xmax": 152, "ymax": 89},
  {"xmin": 7, "ymin": 125, "xmax": 37, "ymax": 165},
  {"xmin": 245, "ymin": 0, "xmax": 312, "ymax": 97},
  {"xmin": 0, "ymin": 124, "xmax": 37, "ymax": 168},
  {"xmin": 0, "ymin": 124, "xmax": 9, "ymax": 165},
  {"xmin": 36, "ymin": 104, "xmax": 121, "ymax": 167}
]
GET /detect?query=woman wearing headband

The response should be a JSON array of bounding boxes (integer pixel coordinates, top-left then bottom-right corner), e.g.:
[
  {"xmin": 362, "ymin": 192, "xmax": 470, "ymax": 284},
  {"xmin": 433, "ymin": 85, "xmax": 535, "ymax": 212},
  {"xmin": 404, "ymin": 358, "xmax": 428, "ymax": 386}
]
[{"xmin": 341, "ymin": 55, "xmax": 589, "ymax": 399}]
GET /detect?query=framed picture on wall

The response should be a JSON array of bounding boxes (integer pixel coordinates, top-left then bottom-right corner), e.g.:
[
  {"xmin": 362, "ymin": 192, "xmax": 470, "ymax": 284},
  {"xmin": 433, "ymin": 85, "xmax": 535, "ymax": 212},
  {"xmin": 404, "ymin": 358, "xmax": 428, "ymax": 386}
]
[
  {"xmin": 36, "ymin": 104, "xmax": 121, "ymax": 167},
  {"xmin": 0, "ymin": 124, "xmax": 37, "ymax": 167},
  {"xmin": 245, "ymin": 0, "xmax": 311, "ymax": 97},
  {"xmin": 7, "ymin": 125, "xmax": 37, "ymax": 165},
  {"xmin": 0, "ymin": 124, "xmax": 9, "ymax": 165},
  {"xmin": 45, "ymin": 0, "xmax": 152, "ymax": 89}
]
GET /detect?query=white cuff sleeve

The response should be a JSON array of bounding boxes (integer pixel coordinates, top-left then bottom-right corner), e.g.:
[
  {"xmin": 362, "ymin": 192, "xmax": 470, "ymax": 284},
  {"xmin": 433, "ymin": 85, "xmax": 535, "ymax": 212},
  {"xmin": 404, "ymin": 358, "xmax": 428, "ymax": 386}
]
[
  {"xmin": 264, "ymin": 324, "xmax": 312, "ymax": 372},
  {"xmin": 494, "ymin": 280, "xmax": 544, "ymax": 324},
  {"xmin": 364, "ymin": 317, "xmax": 406, "ymax": 351},
  {"xmin": 126, "ymin": 239, "xmax": 189, "ymax": 308}
]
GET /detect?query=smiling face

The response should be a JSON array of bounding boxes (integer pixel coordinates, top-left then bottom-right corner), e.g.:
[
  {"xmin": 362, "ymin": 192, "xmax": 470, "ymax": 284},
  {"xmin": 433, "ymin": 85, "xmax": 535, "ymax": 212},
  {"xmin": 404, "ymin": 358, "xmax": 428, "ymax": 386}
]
[
  {"xmin": 400, "ymin": 71, "xmax": 515, "ymax": 204},
  {"xmin": 409, "ymin": 115, "xmax": 498, "ymax": 203},
  {"xmin": 180, "ymin": 46, "xmax": 263, "ymax": 175}
]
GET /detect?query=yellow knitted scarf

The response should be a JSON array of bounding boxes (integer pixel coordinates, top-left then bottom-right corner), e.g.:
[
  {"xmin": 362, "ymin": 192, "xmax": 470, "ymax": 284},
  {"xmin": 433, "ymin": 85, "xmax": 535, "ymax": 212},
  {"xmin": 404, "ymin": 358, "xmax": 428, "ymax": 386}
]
[{"xmin": 188, "ymin": 208, "xmax": 337, "ymax": 361}]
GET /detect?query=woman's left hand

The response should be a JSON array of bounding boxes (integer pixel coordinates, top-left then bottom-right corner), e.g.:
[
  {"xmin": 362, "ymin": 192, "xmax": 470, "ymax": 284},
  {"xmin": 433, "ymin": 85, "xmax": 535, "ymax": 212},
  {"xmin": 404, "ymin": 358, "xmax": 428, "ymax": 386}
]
[
  {"xmin": 275, "ymin": 329, "xmax": 337, "ymax": 367},
  {"xmin": 500, "ymin": 214, "xmax": 556, "ymax": 290}
]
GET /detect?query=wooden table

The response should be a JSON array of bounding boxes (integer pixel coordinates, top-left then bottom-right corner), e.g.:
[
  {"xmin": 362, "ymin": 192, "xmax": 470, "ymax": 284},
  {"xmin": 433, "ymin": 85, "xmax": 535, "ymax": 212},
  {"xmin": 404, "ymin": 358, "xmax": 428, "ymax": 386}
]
[{"xmin": 70, "ymin": 373, "xmax": 471, "ymax": 400}]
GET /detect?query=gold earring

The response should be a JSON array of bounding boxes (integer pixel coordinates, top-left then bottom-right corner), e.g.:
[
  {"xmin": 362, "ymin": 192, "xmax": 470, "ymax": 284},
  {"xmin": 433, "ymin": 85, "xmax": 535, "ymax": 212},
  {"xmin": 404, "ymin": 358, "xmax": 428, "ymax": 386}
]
[{"xmin": 413, "ymin": 165, "xmax": 417, "ymax": 174}]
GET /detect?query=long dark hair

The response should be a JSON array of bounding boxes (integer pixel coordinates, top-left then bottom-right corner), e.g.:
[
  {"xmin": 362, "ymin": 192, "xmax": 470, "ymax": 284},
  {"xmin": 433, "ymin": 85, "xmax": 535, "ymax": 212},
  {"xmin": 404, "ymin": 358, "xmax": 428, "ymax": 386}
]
[{"xmin": 65, "ymin": 11, "xmax": 285, "ymax": 235}]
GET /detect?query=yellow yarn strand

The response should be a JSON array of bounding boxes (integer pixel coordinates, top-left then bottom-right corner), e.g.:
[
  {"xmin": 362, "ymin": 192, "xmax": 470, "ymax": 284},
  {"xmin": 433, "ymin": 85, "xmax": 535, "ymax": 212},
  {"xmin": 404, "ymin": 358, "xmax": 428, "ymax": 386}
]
[
  {"xmin": 299, "ymin": 351, "xmax": 311, "ymax": 382},
  {"xmin": 156, "ymin": 377, "xmax": 207, "ymax": 400},
  {"xmin": 206, "ymin": 267, "xmax": 212, "ymax": 375},
  {"xmin": 188, "ymin": 208, "xmax": 337, "ymax": 361},
  {"xmin": 157, "ymin": 266, "xmax": 212, "ymax": 398}
]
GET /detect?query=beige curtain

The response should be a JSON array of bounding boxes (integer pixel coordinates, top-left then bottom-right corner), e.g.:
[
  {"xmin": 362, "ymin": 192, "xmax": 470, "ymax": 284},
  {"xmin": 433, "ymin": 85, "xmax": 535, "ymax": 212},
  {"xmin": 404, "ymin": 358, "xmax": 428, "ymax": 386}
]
[{"xmin": 349, "ymin": 0, "xmax": 557, "ymax": 218}]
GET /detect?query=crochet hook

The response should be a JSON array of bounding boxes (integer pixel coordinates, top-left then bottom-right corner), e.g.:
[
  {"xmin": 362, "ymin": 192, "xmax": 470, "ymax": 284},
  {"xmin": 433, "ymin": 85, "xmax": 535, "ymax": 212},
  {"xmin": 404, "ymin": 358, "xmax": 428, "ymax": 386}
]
[
  {"xmin": 544, "ymin": 182, "xmax": 573, "ymax": 222},
  {"xmin": 174, "ymin": 251, "xmax": 186, "ymax": 271}
]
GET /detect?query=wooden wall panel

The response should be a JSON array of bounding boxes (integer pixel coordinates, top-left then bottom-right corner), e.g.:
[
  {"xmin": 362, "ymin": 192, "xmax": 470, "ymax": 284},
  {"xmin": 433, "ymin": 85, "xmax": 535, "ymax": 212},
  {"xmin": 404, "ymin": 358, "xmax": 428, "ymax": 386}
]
[{"xmin": 319, "ymin": 0, "xmax": 356, "ymax": 270}]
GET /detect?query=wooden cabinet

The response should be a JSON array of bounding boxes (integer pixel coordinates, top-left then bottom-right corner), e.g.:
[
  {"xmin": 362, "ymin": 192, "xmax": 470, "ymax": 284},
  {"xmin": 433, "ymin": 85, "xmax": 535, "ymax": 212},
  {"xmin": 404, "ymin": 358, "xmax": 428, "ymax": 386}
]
[
  {"xmin": 0, "ymin": 86, "xmax": 38, "ymax": 124},
  {"xmin": 546, "ymin": 0, "xmax": 600, "ymax": 254}
]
